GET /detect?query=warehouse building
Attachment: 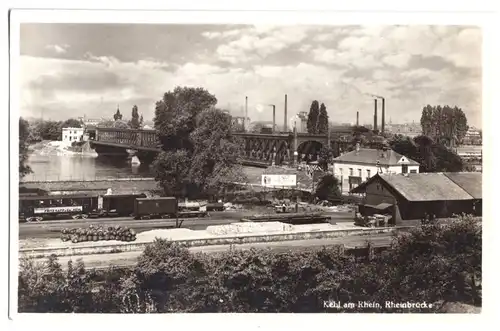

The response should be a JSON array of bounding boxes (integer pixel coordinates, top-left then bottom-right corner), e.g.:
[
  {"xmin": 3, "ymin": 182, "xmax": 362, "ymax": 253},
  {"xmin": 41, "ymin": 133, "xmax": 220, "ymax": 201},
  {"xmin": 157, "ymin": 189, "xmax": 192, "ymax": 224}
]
[{"xmin": 351, "ymin": 172, "xmax": 482, "ymax": 222}]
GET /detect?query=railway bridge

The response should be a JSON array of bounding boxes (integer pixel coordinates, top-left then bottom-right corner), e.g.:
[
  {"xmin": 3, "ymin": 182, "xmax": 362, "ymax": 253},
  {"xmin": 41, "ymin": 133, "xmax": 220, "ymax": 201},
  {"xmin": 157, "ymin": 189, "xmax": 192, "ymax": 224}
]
[{"xmin": 89, "ymin": 128, "xmax": 352, "ymax": 166}]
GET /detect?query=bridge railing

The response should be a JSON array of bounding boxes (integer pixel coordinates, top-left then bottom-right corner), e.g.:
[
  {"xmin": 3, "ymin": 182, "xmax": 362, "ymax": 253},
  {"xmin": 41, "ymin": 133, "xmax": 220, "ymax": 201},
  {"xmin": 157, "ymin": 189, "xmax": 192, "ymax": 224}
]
[{"xmin": 95, "ymin": 128, "xmax": 160, "ymax": 149}]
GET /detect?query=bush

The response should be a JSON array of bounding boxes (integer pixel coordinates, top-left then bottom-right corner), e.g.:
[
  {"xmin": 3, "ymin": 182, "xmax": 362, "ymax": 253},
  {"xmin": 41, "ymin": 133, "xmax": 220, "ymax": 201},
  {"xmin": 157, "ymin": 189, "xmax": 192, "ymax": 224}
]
[{"xmin": 19, "ymin": 216, "xmax": 481, "ymax": 313}]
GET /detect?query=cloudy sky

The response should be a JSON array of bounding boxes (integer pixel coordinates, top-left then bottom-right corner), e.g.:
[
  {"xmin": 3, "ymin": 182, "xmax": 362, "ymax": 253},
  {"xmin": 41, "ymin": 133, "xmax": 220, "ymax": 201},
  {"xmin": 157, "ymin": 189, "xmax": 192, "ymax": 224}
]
[{"xmin": 19, "ymin": 24, "xmax": 482, "ymax": 127}]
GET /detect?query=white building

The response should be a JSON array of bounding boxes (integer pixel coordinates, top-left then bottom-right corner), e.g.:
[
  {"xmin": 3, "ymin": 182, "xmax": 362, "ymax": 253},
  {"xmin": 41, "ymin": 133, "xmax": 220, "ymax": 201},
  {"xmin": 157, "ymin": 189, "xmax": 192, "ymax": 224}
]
[
  {"xmin": 332, "ymin": 145, "xmax": 420, "ymax": 193},
  {"xmin": 62, "ymin": 127, "xmax": 85, "ymax": 143}
]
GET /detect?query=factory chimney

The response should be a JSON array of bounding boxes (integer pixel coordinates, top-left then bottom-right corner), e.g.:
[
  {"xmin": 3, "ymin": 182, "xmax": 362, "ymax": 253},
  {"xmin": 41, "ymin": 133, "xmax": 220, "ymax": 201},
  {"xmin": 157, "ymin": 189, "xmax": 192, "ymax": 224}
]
[
  {"xmin": 373, "ymin": 99, "xmax": 378, "ymax": 132},
  {"xmin": 272, "ymin": 105, "xmax": 276, "ymax": 134},
  {"xmin": 356, "ymin": 111, "xmax": 359, "ymax": 126},
  {"xmin": 284, "ymin": 94, "xmax": 288, "ymax": 132},
  {"xmin": 381, "ymin": 98, "xmax": 385, "ymax": 134},
  {"xmin": 245, "ymin": 96, "xmax": 248, "ymax": 131}
]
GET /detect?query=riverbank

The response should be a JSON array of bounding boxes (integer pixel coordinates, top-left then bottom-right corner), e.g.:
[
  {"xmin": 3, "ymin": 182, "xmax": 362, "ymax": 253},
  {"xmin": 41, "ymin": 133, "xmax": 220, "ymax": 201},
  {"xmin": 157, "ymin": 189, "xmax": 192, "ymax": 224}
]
[{"xmin": 29, "ymin": 140, "xmax": 98, "ymax": 157}]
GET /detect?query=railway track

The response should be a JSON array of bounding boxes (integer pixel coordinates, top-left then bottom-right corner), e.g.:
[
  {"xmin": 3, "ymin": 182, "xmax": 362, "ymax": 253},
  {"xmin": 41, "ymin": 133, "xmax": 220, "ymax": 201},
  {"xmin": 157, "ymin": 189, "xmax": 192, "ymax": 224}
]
[
  {"xmin": 19, "ymin": 211, "xmax": 354, "ymax": 239},
  {"xmin": 32, "ymin": 234, "xmax": 394, "ymax": 270}
]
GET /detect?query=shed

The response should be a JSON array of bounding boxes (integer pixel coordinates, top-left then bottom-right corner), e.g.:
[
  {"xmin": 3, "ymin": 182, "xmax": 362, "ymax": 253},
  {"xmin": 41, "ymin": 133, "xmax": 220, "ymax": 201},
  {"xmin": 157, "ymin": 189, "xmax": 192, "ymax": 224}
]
[{"xmin": 351, "ymin": 172, "xmax": 482, "ymax": 221}]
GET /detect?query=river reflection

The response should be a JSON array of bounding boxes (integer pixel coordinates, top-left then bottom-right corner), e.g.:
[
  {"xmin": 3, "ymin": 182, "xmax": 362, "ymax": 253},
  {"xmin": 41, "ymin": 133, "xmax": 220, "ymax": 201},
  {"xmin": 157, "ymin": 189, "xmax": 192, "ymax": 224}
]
[{"xmin": 24, "ymin": 153, "xmax": 153, "ymax": 181}]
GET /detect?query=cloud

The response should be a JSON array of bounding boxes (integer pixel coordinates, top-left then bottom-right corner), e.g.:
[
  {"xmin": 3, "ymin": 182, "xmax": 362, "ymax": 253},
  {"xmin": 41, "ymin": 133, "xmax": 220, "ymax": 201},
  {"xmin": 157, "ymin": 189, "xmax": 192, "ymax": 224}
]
[
  {"xmin": 214, "ymin": 25, "xmax": 314, "ymax": 64},
  {"xmin": 19, "ymin": 25, "xmax": 482, "ymax": 128},
  {"xmin": 45, "ymin": 44, "xmax": 69, "ymax": 54}
]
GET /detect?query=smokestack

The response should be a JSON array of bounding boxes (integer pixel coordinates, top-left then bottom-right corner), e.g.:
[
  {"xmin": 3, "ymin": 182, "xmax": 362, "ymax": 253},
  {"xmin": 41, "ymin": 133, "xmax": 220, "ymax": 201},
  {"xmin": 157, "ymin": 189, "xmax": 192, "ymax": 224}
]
[
  {"xmin": 284, "ymin": 94, "xmax": 288, "ymax": 132},
  {"xmin": 245, "ymin": 96, "xmax": 248, "ymax": 131},
  {"xmin": 373, "ymin": 98, "xmax": 378, "ymax": 132},
  {"xmin": 381, "ymin": 98, "xmax": 385, "ymax": 134},
  {"xmin": 272, "ymin": 105, "xmax": 276, "ymax": 134},
  {"xmin": 356, "ymin": 111, "xmax": 359, "ymax": 126}
]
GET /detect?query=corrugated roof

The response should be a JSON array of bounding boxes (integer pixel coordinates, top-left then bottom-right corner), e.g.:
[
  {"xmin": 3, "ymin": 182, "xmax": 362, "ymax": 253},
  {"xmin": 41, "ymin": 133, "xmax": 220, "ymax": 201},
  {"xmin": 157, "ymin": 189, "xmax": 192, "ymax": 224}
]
[
  {"xmin": 333, "ymin": 148, "xmax": 419, "ymax": 166},
  {"xmin": 378, "ymin": 173, "xmax": 474, "ymax": 201},
  {"xmin": 443, "ymin": 172, "xmax": 482, "ymax": 199}
]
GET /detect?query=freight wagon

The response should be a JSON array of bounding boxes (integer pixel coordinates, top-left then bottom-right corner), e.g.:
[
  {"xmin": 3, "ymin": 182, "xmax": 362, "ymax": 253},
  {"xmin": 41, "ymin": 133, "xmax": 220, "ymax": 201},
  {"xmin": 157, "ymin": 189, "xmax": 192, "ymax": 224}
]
[
  {"xmin": 19, "ymin": 194, "xmax": 99, "ymax": 222},
  {"xmin": 88, "ymin": 193, "xmax": 147, "ymax": 218},
  {"xmin": 19, "ymin": 193, "xmax": 208, "ymax": 222},
  {"xmin": 134, "ymin": 197, "xmax": 209, "ymax": 220}
]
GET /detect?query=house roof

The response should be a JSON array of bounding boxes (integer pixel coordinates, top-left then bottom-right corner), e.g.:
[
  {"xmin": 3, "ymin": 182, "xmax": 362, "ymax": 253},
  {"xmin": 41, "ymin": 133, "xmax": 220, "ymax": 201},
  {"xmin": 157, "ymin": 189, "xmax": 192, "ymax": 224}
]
[
  {"xmin": 351, "ymin": 172, "xmax": 478, "ymax": 201},
  {"xmin": 443, "ymin": 172, "xmax": 482, "ymax": 199},
  {"xmin": 333, "ymin": 148, "xmax": 419, "ymax": 166}
]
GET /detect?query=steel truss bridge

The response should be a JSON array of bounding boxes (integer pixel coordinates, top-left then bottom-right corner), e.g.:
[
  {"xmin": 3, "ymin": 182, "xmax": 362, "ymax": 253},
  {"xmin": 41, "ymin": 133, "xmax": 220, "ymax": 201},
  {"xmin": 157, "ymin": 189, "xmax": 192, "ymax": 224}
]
[{"xmin": 89, "ymin": 128, "xmax": 353, "ymax": 166}]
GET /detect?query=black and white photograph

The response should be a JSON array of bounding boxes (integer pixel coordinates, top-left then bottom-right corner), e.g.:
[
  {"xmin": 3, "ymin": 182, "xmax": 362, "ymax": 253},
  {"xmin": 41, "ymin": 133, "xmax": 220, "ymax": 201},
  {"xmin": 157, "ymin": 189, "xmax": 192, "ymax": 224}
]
[{"xmin": 8, "ymin": 7, "xmax": 491, "ymax": 318}]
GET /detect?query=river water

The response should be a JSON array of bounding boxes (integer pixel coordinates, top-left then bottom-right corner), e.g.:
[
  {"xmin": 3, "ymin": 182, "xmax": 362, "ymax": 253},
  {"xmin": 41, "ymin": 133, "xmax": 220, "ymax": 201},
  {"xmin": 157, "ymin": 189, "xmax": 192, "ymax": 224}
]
[
  {"xmin": 24, "ymin": 153, "xmax": 154, "ymax": 181},
  {"xmin": 24, "ymin": 150, "xmax": 266, "ymax": 182}
]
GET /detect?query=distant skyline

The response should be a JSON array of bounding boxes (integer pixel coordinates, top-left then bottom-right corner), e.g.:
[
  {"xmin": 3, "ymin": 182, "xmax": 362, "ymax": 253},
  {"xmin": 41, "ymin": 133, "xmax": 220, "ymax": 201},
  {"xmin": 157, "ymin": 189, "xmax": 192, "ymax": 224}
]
[{"xmin": 20, "ymin": 24, "xmax": 482, "ymax": 128}]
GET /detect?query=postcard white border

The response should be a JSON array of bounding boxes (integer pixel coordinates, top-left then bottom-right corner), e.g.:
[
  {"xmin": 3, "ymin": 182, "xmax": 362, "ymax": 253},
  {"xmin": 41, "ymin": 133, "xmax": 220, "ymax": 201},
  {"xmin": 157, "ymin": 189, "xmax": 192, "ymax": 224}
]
[{"xmin": 3, "ymin": 1, "xmax": 499, "ymax": 330}]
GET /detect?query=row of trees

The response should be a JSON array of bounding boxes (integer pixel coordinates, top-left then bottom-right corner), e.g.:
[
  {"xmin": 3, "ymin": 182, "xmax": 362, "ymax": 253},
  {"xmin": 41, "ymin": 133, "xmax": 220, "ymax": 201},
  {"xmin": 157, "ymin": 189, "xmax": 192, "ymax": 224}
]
[
  {"xmin": 420, "ymin": 105, "xmax": 469, "ymax": 147},
  {"xmin": 26, "ymin": 118, "xmax": 82, "ymax": 142},
  {"xmin": 151, "ymin": 87, "xmax": 246, "ymax": 199},
  {"xmin": 389, "ymin": 134, "xmax": 465, "ymax": 172},
  {"xmin": 306, "ymin": 100, "xmax": 329, "ymax": 134},
  {"xmin": 18, "ymin": 215, "xmax": 481, "ymax": 313}
]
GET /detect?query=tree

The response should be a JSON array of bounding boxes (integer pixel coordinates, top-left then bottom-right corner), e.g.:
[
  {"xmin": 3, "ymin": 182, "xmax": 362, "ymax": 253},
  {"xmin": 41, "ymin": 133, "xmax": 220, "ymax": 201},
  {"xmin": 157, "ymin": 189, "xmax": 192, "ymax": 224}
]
[
  {"xmin": 389, "ymin": 134, "xmax": 464, "ymax": 173},
  {"xmin": 151, "ymin": 86, "xmax": 244, "ymax": 199},
  {"xmin": 113, "ymin": 108, "xmax": 123, "ymax": 121},
  {"xmin": 306, "ymin": 100, "xmax": 320, "ymax": 134},
  {"xmin": 189, "ymin": 108, "xmax": 246, "ymax": 196},
  {"xmin": 129, "ymin": 105, "xmax": 141, "ymax": 129},
  {"xmin": 317, "ymin": 146, "xmax": 334, "ymax": 170},
  {"xmin": 154, "ymin": 86, "xmax": 217, "ymax": 151},
  {"xmin": 61, "ymin": 118, "xmax": 82, "ymax": 128},
  {"xmin": 420, "ymin": 105, "xmax": 469, "ymax": 148},
  {"xmin": 151, "ymin": 150, "xmax": 193, "ymax": 197},
  {"xmin": 317, "ymin": 103, "xmax": 329, "ymax": 134},
  {"xmin": 139, "ymin": 115, "xmax": 144, "ymax": 128},
  {"xmin": 314, "ymin": 174, "xmax": 341, "ymax": 201},
  {"xmin": 19, "ymin": 118, "xmax": 32, "ymax": 179}
]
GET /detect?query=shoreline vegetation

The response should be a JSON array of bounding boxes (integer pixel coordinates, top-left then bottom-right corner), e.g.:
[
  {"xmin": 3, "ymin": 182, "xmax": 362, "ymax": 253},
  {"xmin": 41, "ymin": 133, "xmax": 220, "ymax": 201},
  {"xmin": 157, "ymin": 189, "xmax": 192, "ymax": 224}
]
[{"xmin": 18, "ymin": 215, "xmax": 481, "ymax": 313}]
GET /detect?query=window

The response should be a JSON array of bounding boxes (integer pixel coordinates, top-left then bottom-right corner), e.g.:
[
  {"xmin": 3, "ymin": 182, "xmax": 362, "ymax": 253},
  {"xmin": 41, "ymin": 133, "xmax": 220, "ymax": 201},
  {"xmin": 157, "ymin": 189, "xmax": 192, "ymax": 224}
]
[
  {"xmin": 402, "ymin": 164, "xmax": 408, "ymax": 174},
  {"xmin": 349, "ymin": 168, "xmax": 353, "ymax": 176},
  {"xmin": 358, "ymin": 169, "xmax": 362, "ymax": 177},
  {"xmin": 367, "ymin": 169, "xmax": 371, "ymax": 178},
  {"xmin": 410, "ymin": 169, "xmax": 417, "ymax": 174}
]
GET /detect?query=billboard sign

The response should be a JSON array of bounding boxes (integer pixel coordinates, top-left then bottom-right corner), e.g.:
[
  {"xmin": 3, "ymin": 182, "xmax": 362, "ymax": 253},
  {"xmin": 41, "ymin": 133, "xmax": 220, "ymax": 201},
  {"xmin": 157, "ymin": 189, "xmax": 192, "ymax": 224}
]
[
  {"xmin": 261, "ymin": 174, "xmax": 297, "ymax": 188},
  {"xmin": 34, "ymin": 206, "xmax": 83, "ymax": 214}
]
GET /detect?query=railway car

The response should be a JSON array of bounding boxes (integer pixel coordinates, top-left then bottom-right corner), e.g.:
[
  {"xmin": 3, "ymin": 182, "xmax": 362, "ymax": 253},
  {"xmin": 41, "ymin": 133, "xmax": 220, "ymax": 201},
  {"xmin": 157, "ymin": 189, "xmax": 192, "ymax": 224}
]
[
  {"xmin": 19, "ymin": 193, "xmax": 99, "ymax": 222},
  {"xmin": 134, "ymin": 197, "xmax": 178, "ymax": 220},
  {"xmin": 134, "ymin": 197, "xmax": 209, "ymax": 220}
]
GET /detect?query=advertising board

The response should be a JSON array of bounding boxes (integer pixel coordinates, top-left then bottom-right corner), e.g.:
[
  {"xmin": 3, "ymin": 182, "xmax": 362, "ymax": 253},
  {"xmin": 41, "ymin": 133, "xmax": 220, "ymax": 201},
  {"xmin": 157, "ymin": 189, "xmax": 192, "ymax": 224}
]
[
  {"xmin": 261, "ymin": 174, "xmax": 297, "ymax": 188},
  {"xmin": 34, "ymin": 206, "xmax": 83, "ymax": 214}
]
